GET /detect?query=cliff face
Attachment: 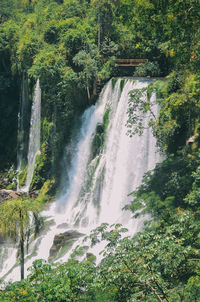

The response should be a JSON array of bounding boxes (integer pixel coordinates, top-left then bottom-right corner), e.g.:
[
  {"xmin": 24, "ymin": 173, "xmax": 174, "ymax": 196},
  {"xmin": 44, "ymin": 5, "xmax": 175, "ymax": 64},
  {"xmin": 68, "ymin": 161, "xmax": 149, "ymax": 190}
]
[{"xmin": 0, "ymin": 74, "xmax": 20, "ymax": 170}]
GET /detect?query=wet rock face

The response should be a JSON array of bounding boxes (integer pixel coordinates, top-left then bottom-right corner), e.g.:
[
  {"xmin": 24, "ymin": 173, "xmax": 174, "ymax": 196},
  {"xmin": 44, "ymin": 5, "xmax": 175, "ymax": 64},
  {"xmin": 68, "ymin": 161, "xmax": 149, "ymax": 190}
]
[
  {"xmin": 0, "ymin": 234, "xmax": 4, "ymax": 244},
  {"xmin": 0, "ymin": 234, "xmax": 14, "ymax": 247},
  {"xmin": 0, "ymin": 189, "xmax": 24, "ymax": 203},
  {"xmin": 49, "ymin": 230, "xmax": 84, "ymax": 261},
  {"xmin": 57, "ymin": 223, "xmax": 69, "ymax": 229}
]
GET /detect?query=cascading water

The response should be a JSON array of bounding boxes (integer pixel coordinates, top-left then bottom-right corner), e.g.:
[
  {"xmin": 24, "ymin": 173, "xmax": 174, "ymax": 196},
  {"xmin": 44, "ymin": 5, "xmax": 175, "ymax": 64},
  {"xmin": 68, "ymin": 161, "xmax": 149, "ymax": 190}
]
[
  {"xmin": 0, "ymin": 79, "xmax": 41, "ymax": 282},
  {"xmin": 0, "ymin": 78, "xmax": 162, "ymax": 282},
  {"xmin": 21, "ymin": 79, "xmax": 41, "ymax": 192},
  {"xmin": 59, "ymin": 78, "xmax": 160, "ymax": 232}
]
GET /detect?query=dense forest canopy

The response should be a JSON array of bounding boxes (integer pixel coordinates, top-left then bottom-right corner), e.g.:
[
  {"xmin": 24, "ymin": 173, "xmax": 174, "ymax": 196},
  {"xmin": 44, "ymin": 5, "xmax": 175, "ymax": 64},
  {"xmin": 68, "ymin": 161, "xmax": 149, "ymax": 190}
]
[{"xmin": 0, "ymin": 0, "xmax": 200, "ymax": 301}]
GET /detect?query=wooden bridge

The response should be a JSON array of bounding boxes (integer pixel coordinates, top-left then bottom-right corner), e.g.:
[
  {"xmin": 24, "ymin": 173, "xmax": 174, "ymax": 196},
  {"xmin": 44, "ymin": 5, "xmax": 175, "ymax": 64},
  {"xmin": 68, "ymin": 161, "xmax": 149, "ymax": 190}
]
[
  {"xmin": 115, "ymin": 58, "xmax": 148, "ymax": 67},
  {"xmin": 103, "ymin": 58, "xmax": 148, "ymax": 67},
  {"xmin": 93, "ymin": 58, "xmax": 149, "ymax": 98}
]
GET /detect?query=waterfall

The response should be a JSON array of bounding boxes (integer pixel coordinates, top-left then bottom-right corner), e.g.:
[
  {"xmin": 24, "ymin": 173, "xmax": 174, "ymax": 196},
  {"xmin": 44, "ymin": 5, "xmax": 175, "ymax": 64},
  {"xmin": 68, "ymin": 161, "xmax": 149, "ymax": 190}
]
[
  {"xmin": 22, "ymin": 79, "xmax": 41, "ymax": 192},
  {"xmin": 0, "ymin": 78, "xmax": 161, "ymax": 282},
  {"xmin": 0, "ymin": 79, "xmax": 41, "ymax": 281},
  {"xmin": 58, "ymin": 78, "xmax": 160, "ymax": 231}
]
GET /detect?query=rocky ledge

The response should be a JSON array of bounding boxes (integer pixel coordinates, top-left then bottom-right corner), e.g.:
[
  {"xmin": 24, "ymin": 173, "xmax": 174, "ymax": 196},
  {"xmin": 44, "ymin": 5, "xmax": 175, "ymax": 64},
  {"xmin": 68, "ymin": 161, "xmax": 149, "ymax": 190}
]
[{"xmin": 0, "ymin": 189, "xmax": 25, "ymax": 203}]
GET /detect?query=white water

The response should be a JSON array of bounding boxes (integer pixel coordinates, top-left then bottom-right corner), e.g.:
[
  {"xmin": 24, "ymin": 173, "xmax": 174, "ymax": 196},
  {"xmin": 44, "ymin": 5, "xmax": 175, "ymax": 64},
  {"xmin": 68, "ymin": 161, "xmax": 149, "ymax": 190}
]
[
  {"xmin": 0, "ymin": 78, "xmax": 161, "ymax": 282},
  {"xmin": 0, "ymin": 80, "xmax": 41, "ymax": 281},
  {"xmin": 21, "ymin": 79, "xmax": 41, "ymax": 192}
]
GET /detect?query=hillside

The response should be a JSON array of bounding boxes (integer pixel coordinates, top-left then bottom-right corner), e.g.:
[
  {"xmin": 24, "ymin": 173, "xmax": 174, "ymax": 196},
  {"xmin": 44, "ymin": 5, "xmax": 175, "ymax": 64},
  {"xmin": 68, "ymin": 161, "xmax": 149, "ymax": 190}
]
[{"xmin": 0, "ymin": 1, "xmax": 199, "ymax": 301}]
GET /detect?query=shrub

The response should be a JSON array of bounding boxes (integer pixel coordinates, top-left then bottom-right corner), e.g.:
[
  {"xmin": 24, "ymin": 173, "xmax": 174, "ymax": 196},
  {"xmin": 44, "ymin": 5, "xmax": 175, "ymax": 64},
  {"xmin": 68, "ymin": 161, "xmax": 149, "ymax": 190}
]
[{"xmin": 134, "ymin": 61, "xmax": 161, "ymax": 77}]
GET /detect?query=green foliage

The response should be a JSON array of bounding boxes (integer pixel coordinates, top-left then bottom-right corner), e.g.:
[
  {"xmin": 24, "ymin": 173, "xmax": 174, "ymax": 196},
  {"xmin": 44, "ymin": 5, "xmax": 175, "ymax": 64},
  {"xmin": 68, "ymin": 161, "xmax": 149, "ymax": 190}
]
[
  {"xmin": 98, "ymin": 57, "xmax": 116, "ymax": 81},
  {"xmin": 90, "ymin": 125, "xmax": 104, "ymax": 159},
  {"xmin": 103, "ymin": 106, "xmax": 110, "ymax": 131},
  {"xmin": 184, "ymin": 165, "xmax": 200, "ymax": 209},
  {"xmin": 119, "ymin": 78, "xmax": 126, "ymax": 93},
  {"xmin": 127, "ymin": 73, "xmax": 200, "ymax": 154},
  {"xmin": 73, "ymin": 46, "xmax": 98, "ymax": 98},
  {"xmin": 90, "ymin": 107, "xmax": 110, "ymax": 159},
  {"xmin": 43, "ymin": 24, "xmax": 59, "ymax": 44},
  {"xmin": 18, "ymin": 165, "xmax": 28, "ymax": 188},
  {"xmin": 0, "ymin": 1, "xmax": 200, "ymax": 300},
  {"xmin": 0, "ymin": 20, "xmax": 19, "ymax": 169},
  {"xmin": 36, "ymin": 179, "xmax": 56, "ymax": 203},
  {"xmin": 101, "ymin": 37, "xmax": 119, "ymax": 57},
  {"xmin": 134, "ymin": 61, "xmax": 161, "ymax": 77},
  {"xmin": 126, "ymin": 85, "xmax": 157, "ymax": 137},
  {"xmin": 0, "ymin": 197, "xmax": 42, "ymax": 241},
  {"xmin": 1, "ymin": 0, "xmax": 200, "ymax": 176},
  {"xmin": 1, "ymin": 214, "xmax": 199, "ymax": 301},
  {"xmin": 29, "ymin": 144, "xmax": 48, "ymax": 192},
  {"xmin": 0, "ymin": 197, "xmax": 42, "ymax": 280},
  {"xmin": 126, "ymin": 154, "xmax": 199, "ymax": 221},
  {"xmin": 111, "ymin": 77, "xmax": 117, "ymax": 90},
  {"xmin": 155, "ymin": 72, "xmax": 200, "ymax": 153},
  {"xmin": 17, "ymin": 32, "xmax": 42, "ymax": 71},
  {"xmin": 0, "ymin": 257, "xmax": 97, "ymax": 302}
]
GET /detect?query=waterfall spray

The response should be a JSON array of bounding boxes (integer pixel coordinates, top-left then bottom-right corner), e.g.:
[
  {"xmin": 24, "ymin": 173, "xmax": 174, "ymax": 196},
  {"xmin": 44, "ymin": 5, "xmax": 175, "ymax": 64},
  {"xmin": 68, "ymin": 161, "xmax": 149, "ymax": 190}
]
[
  {"xmin": 22, "ymin": 79, "xmax": 41, "ymax": 192},
  {"xmin": 0, "ymin": 78, "xmax": 161, "ymax": 282}
]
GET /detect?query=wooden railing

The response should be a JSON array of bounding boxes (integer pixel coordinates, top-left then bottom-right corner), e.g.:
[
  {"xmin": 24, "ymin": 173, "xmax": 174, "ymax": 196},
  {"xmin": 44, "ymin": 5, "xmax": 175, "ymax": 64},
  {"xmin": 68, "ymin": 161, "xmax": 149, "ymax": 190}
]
[{"xmin": 115, "ymin": 59, "xmax": 148, "ymax": 66}]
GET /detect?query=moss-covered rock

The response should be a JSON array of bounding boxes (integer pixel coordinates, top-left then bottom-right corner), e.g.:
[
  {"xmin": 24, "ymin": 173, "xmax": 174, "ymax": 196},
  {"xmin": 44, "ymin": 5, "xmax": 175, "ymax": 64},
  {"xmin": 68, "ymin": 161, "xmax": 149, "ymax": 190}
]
[
  {"xmin": 90, "ymin": 107, "xmax": 110, "ymax": 160},
  {"xmin": 35, "ymin": 179, "xmax": 56, "ymax": 203},
  {"xmin": 18, "ymin": 165, "xmax": 28, "ymax": 188},
  {"xmin": 49, "ymin": 230, "xmax": 84, "ymax": 261},
  {"xmin": 103, "ymin": 107, "xmax": 110, "ymax": 132},
  {"xmin": 29, "ymin": 142, "xmax": 51, "ymax": 192},
  {"xmin": 0, "ymin": 167, "xmax": 17, "ymax": 190},
  {"xmin": 91, "ymin": 123, "xmax": 104, "ymax": 159}
]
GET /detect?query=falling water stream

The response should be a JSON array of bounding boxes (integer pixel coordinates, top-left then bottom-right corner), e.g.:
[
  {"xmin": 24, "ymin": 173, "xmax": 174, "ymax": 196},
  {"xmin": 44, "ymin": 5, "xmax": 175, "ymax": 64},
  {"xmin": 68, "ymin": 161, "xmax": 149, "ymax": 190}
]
[
  {"xmin": 20, "ymin": 79, "xmax": 41, "ymax": 192},
  {"xmin": 0, "ymin": 78, "xmax": 161, "ymax": 282}
]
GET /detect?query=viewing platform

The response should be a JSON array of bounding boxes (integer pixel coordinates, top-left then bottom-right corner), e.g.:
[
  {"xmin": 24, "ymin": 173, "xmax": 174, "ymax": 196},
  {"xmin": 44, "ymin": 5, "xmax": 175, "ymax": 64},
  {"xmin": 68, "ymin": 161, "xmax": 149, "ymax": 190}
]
[
  {"xmin": 115, "ymin": 58, "xmax": 148, "ymax": 67},
  {"xmin": 93, "ymin": 58, "xmax": 149, "ymax": 98},
  {"xmin": 115, "ymin": 58, "xmax": 148, "ymax": 76}
]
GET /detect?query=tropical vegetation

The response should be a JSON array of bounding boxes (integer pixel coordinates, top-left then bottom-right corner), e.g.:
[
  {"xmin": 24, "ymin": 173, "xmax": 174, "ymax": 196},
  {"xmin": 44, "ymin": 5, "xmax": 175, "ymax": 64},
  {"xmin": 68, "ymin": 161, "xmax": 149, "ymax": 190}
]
[{"xmin": 0, "ymin": 0, "xmax": 199, "ymax": 301}]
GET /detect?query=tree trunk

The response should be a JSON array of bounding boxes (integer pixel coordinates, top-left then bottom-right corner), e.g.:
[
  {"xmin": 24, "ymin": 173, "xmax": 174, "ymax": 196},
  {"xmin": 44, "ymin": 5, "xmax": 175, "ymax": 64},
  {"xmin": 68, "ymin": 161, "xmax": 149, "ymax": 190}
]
[{"xmin": 87, "ymin": 85, "xmax": 91, "ymax": 100}]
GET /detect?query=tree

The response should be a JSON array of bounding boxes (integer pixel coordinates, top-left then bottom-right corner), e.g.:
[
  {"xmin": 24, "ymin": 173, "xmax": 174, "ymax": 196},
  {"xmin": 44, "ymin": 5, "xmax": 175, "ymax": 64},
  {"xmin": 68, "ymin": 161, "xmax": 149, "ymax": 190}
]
[
  {"xmin": 0, "ymin": 198, "xmax": 42, "ymax": 280},
  {"xmin": 126, "ymin": 83, "xmax": 160, "ymax": 137},
  {"xmin": 86, "ymin": 218, "xmax": 199, "ymax": 302},
  {"xmin": 73, "ymin": 45, "xmax": 98, "ymax": 99}
]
